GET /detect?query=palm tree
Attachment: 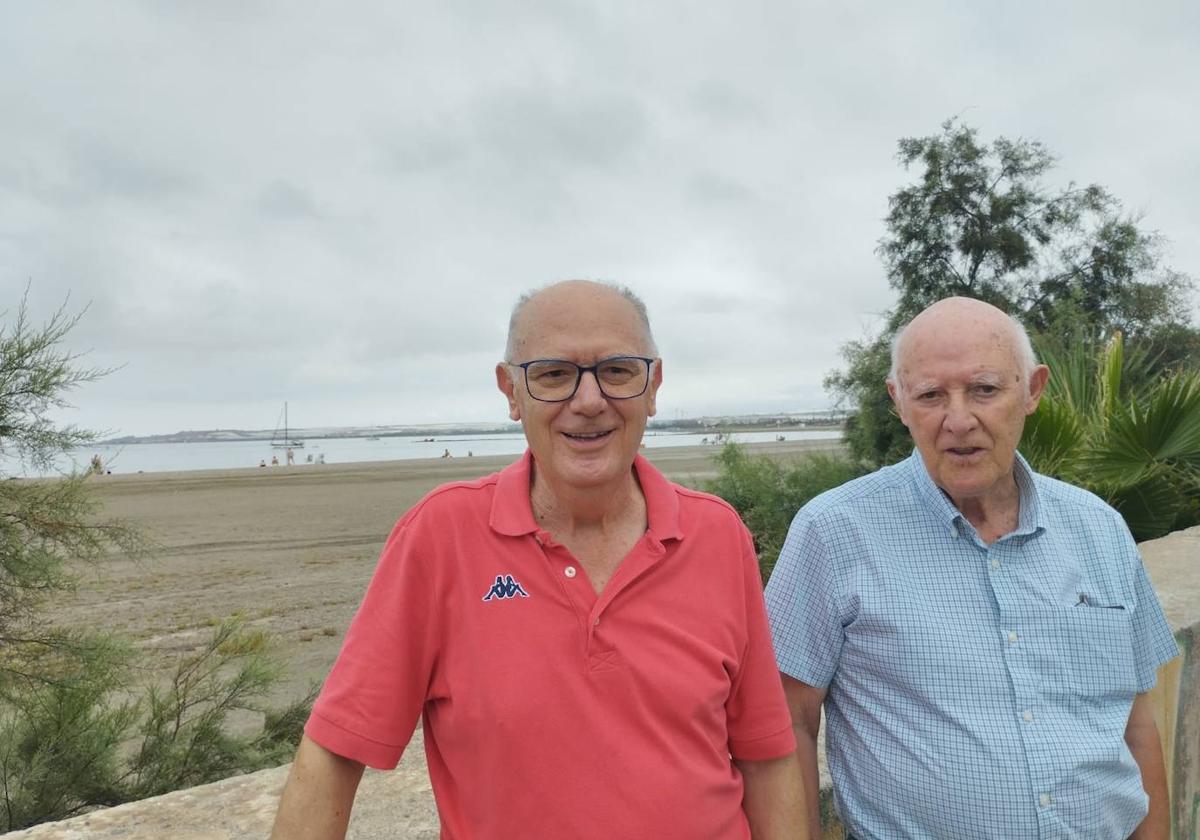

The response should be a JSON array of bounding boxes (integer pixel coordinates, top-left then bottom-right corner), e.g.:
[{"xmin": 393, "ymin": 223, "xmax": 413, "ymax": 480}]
[{"xmin": 1022, "ymin": 332, "xmax": 1200, "ymax": 541}]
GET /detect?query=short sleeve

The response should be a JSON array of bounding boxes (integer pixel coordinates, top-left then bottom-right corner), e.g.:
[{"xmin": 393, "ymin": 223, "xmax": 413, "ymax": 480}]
[
  {"xmin": 725, "ymin": 523, "xmax": 797, "ymax": 761},
  {"xmin": 764, "ymin": 509, "xmax": 845, "ymax": 689},
  {"xmin": 305, "ymin": 521, "xmax": 440, "ymax": 768},
  {"xmin": 1125, "ymin": 532, "xmax": 1179, "ymax": 692}
]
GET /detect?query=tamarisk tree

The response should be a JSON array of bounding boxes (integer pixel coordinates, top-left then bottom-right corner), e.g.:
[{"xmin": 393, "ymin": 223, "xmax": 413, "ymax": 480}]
[{"xmin": 0, "ymin": 295, "xmax": 312, "ymax": 830}]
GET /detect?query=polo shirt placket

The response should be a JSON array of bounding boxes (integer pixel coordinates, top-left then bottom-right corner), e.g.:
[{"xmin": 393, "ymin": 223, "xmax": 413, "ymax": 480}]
[{"xmin": 531, "ymin": 529, "xmax": 668, "ymax": 673}]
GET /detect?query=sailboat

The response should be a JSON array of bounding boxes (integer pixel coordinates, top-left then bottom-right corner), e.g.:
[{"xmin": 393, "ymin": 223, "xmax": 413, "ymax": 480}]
[{"xmin": 271, "ymin": 402, "xmax": 305, "ymax": 449}]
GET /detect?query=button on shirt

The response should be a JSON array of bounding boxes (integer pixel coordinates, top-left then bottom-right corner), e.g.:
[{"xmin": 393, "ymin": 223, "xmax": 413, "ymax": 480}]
[{"xmin": 765, "ymin": 452, "xmax": 1179, "ymax": 840}]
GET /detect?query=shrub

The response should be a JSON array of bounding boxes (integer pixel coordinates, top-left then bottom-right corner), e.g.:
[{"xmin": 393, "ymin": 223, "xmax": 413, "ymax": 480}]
[
  {"xmin": 0, "ymin": 295, "xmax": 314, "ymax": 830},
  {"xmin": 705, "ymin": 443, "xmax": 866, "ymax": 581}
]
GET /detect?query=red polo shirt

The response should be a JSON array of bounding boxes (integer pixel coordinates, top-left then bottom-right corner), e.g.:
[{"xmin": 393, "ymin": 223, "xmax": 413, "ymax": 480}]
[{"xmin": 306, "ymin": 452, "xmax": 795, "ymax": 839}]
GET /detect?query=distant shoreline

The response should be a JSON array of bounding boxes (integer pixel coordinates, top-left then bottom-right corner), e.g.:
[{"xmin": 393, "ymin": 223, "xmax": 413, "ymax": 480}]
[
  {"xmin": 81, "ymin": 438, "xmax": 847, "ymax": 486},
  {"xmin": 99, "ymin": 419, "xmax": 847, "ymax": 446}
]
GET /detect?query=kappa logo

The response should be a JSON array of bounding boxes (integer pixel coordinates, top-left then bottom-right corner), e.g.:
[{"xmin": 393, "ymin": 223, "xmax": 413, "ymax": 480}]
[{"xmin": 482, "ymin": 574, "xmax": 530, "ymax": 602}]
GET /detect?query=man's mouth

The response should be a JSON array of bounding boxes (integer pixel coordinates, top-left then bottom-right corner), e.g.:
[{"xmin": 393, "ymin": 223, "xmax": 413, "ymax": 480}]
[
  {"xmin": 563, "ymin": 430, "xmax": 613, "ymax": 442},
  {"xmin": 947, "ymin": 447, "xmax": 982, "ymax": 456}
]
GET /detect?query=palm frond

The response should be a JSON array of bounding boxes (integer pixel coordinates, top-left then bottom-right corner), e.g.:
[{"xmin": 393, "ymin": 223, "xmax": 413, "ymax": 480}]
[
  {"xmin": 1034, "ymin": 337, "xmax": 1097, "ymax": 413},
  {"xmin": 1085, "ymin": 373, "xmax": 1200, "ymax": 484},
  {"xmin": 1021, "ymin": 397, "xmax": 1086, "ymax": 479},
  {"xmin": 1098, "ymin": 331, "xmax": 1123, "ymax": 420},
  {"xmin": 1029, "ymin": 331, "xmax": 1200, "ymax": 539},
  {"xmin": 1104, "ymin": 472, "xmax": 1188, "ymax": 542}
]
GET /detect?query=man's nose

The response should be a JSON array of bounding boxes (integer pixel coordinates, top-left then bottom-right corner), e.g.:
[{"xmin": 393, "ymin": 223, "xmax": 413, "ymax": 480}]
[
  {"xmin": 942, "ymin": 393, "xmax": 977, "ymax": 434},
  {"xmin": 569, "ymin": 370, "xmax": 608, "ymax": 412}
]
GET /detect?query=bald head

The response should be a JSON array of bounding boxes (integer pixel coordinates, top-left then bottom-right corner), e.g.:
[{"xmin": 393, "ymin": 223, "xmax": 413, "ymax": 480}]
[
  {"xmin": 888, "ymin": 297, "xmax": 1037, "ymax": 393},
  {"xmin": 504, "ymin": 280, "xmax": 657, "ymax": 362}
]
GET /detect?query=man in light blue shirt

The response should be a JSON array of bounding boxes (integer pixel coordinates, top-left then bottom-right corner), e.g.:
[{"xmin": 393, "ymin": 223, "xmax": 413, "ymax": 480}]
[{"xmin": 765, "ymin": 297, "xmax": 1179, "ymax": 839}]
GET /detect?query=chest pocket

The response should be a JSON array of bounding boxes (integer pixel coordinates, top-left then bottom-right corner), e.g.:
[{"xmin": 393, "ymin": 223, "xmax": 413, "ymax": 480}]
[{"xmin": 1057, "ymin": 604, "xmax": 1137, "ymax": 700}]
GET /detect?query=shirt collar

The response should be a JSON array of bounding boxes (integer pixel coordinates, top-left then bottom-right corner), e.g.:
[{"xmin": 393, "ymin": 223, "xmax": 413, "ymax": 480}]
[
  {"xmin": 490, "ymin": 451, "xmax": 538, "ymax": 537},
  {"xmin": 1011, "ymin": 452, "xmax": 1044, "ymax": 535},
  {"xmin": 489, "ymin": 450, "xmax": 682, "ymax": 542},
  {"xmin": 908, "ymin": 449, "xmax": 1044, "ymax": 537}
]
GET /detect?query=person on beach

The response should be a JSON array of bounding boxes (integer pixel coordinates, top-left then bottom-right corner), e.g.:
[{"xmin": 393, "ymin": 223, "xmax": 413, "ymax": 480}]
[
  {"xmin": 765, "ymin": 297, "xmax": 1178, "ymax": 840},
  {"xmin": 271, "ymin": 280, "xmax": 806, "ymax": 839}
]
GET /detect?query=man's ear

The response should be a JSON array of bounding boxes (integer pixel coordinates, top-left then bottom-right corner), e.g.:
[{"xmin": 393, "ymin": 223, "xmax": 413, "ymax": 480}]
[
  {"xmin": 886, "ymin": 378, "xmax": 906, "ymax": 425},
  {"xmin": 496, "ymin": 363, "xmax": 521, "ymax": 421},
  {"xmin": 645, "ymin": 359, "xmax": 663, "ymax": 418},
  {"xmin": 1025, "ymin": 364, "xmax": 1050, "ymax": 414}
]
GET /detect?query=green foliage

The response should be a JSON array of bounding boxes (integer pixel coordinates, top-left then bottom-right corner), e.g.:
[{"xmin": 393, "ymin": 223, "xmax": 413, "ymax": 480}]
[
  {"xmin": 0, "ymin": 292, "xmax": 144, "ymax": 693},
  {"xmin": 254, "ymin": 683, "xmax": 321, "ymax": 764},
  {"xmin": 0, "ymin": 296, "xmax": 104, "ymax": 474},
  {"xmin": 0, "ymin": 619, "xmax": 318, "ymax": 830},
  {"xmin": 0, "ymin": 475, "xmax": 143, "ymax": 662},
  {"xmin": 126, "ymin": 622, "xmax": 291, "ymax": 799},
  {"xmin": 705, "ymin": 443, "xmax": 866, "ymax": 580},
  {"xmin": 829, "ymin": 118, "xmax": 1199, "ymax": 472},
  {"xmin": 0, "ymin": 295, "xmax": 314, "ymax": 831},
  {"xmin": 0, "ymin": 637, "xmax": 134, "ymax": 827},
  {"xmin": 824, "ymin": 335, "xmax": 910, "ymax": 466},
  {"xmin": 882, "ymin": 120, "xmax": 1107, "ymax": 319},
  {"xmin": 1022, "ymin": 333, "xmax": 1200, "ymax": 540}
]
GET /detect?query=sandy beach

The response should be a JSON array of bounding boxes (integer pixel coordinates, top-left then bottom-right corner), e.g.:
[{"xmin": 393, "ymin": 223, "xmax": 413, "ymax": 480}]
[{"xmin": 57, "ymin": 439, "xmax": 843, "ymax": 706}]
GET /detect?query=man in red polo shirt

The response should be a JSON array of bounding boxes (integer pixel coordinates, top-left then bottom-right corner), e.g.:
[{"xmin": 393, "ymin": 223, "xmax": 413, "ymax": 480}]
[{"xmin": 271, "ymin": 280, "xmax": 806, "ymax": 839}]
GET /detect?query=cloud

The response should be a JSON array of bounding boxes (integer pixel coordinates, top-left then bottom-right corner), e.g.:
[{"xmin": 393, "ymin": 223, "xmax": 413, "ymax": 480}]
[
  {"xmin": 1, "ymin": 0, "xmax": 1196, "ymax": 437},
  {"xmin": 256, "ymin": 181, "xmax": 322, "ymax": 221}
]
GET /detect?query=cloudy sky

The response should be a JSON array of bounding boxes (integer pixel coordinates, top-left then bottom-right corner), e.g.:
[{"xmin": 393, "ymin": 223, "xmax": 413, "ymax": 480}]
[{"xmin": 3, "ymin": 1, "xmax": 1197, "ymax": 437}]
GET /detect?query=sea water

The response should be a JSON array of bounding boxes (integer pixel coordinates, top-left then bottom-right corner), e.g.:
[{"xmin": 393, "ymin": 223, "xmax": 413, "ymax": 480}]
[{"xmin": 7, "ymin": 429, "xmax": 842, "ymax": 478}]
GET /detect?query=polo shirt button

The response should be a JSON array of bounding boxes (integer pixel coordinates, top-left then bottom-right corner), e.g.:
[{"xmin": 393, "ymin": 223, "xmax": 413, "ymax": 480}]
[
  {"xmin": 1022, "ymin": 710, "xmax": 1034, "ymax": 723},
  {"xmin": 1039, "ymin": 793, "xmax": 1051, "ymax": 808},
  {"xmin": 593, "ymin": 617, "xmax": 600, "ymax": 626},
  {"xmin": 990, "ymin": 558, "xmax": 1001, "ymax": 570},
  {"xmin": 564, "ymin": 566, "xmax": 577, "ymax": 578},
  {"xmin": 1007, "ymin": 631, "xmax": 1018, "ymax": 644}
]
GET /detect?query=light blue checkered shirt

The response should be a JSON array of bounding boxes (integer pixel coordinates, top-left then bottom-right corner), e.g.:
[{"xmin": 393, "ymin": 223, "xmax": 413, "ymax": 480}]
[{"xmin": 765, "ymin": 452, "xmax": 1179, "ymax": 840}]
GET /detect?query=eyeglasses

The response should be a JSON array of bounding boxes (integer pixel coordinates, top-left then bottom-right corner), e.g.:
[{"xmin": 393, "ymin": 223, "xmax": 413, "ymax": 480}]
[{"xmin": 510, "ymin": 356, "xmax": 656, "ymax": 402}]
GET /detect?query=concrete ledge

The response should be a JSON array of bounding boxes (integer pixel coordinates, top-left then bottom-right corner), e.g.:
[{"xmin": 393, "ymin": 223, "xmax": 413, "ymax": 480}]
[
  {"xmin": 1139, "ymin": 525, "xmax": 1200, "ymax": 840},
  {"xmin": 4, "ymin": 739, "xmax": 439, "ymax": 840},
  {"xmin": 9, "ymin": 528, "xmax": 1197, "ymax": 839}
]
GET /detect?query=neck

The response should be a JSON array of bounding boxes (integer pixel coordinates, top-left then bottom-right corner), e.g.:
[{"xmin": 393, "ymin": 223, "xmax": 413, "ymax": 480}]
[
  {"xmin": 949, "ymin": 475, "xmax": 1021, "ymax": 543},
  {"xmin": 529, "ymin": 465, "xmax": 646, "ymax": 535}
]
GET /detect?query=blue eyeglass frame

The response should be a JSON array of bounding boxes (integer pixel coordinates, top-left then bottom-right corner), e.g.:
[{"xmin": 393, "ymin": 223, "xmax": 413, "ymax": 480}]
[{"xmin": 511, "ymin": 355, "xmax": 656, "ymax": 403}]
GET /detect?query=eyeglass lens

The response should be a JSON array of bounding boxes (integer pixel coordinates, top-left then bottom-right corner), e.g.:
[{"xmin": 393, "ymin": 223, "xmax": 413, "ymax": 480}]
[{"xmin": 524, "ymin": 357, "xmax": 649, "ymax": 401}]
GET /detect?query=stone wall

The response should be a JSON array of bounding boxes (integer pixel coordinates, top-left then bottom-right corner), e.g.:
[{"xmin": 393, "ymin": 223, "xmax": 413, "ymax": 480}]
[
  {"xmin": 1141, "ymin": 526, "xmax": 1200, "ymax": 840},
  {"xmin": 9, "ymin": 527, "xmax": 1198, "ymax": 840}
]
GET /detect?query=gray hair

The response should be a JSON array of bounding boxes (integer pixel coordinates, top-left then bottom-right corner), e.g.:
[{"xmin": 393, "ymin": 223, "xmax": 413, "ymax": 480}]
[
  {"xmin": 887, "ymin": 310, "xmax": 1038, "ymax": 389},
  {"xmin": 503, "ymin": 280, "xmax": 658, "ymax": 361}
]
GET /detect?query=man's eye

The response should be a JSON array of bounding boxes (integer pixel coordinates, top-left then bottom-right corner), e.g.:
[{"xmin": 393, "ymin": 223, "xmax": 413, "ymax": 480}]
[
  {"xmin": 600, "ymin": 363, "xmax": 637, "ymax": 378},
  {"xmin": 530, "ymin": 365, "xmax": 574, "ymax": 381}
]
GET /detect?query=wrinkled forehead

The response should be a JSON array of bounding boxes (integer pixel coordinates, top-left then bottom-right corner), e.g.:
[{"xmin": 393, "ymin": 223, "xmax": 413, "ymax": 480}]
[
  {"xmin": 511, "ymin": 291, "xmax": 652, "ymax": 357},
  {"xmin": 897, "ymin": 318, "xmax": 1024, "ymax": 382}
]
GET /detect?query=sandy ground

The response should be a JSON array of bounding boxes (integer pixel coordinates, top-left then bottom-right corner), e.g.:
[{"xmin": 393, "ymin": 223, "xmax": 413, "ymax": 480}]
[{"xmin": 55, "ymin": 439, "xmax": 843, "ymax": 710}]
